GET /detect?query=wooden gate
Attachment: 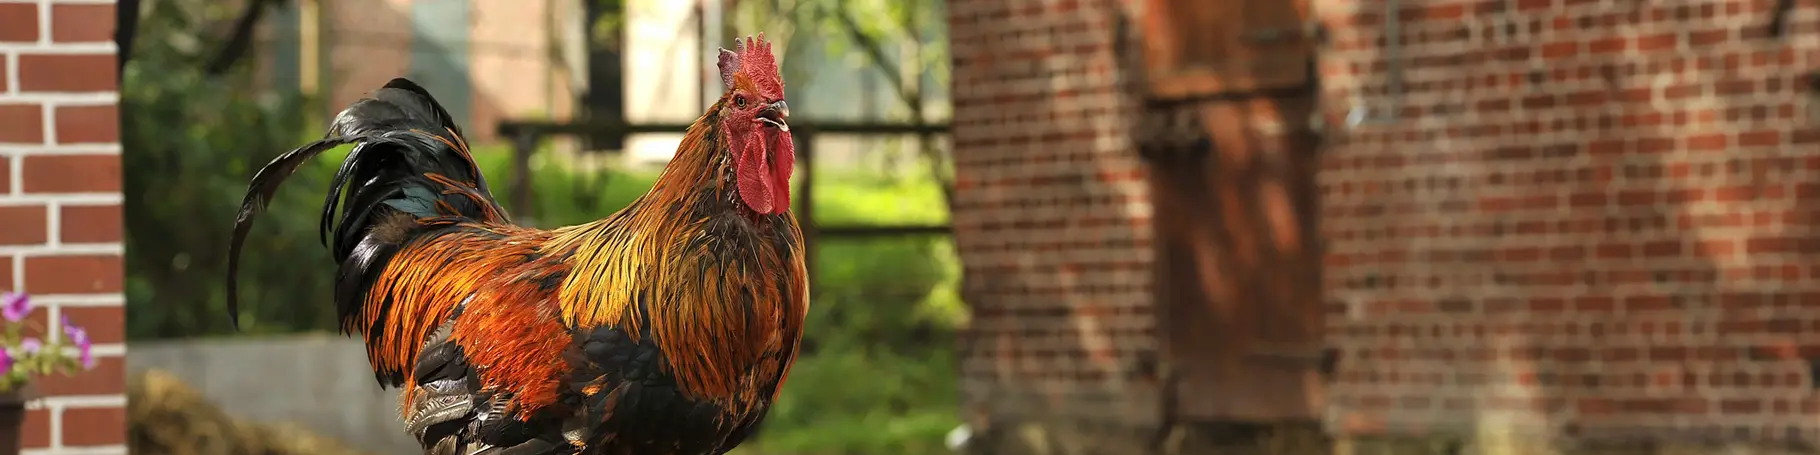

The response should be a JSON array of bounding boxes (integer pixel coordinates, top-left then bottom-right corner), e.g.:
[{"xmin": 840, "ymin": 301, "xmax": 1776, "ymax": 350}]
[{"xmin": 1134, "ymin": 0, "xmax": 1328, "ymax": 423}]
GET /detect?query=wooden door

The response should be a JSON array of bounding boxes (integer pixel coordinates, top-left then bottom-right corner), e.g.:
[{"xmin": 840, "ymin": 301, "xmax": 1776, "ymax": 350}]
[{"xmin": 1135, "ymin": 0, "xmax": 1326, "ymax": 423}]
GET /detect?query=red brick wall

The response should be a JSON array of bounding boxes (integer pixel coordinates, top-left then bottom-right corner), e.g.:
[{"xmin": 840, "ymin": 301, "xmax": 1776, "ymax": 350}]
[
  {"xmin": 948, "ymin": 0, "xmax": 1160, "ymax": 424},
  {"xmin": 956, "ymin": 0, "xmax": 1820, "ymax": 446},
  {"xmin": 1318, "ymin": 0, "xmax": 1820, "ymax": 442},
  {"xmin": 0, "ymin": 0, "xmax": 127, "ymax": 452}
]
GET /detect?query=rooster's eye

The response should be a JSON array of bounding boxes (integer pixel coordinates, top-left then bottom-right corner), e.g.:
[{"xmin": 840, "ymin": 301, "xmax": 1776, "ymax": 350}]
[{"xmin": 734, "ymin": 95, "xmax": 747, "ymax": 108}]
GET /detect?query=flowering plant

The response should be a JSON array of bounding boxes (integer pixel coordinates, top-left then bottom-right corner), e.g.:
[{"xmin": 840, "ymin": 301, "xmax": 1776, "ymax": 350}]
[{"xmin": 0, "ymin": 293, "xmax": 95, "ymax": 394}]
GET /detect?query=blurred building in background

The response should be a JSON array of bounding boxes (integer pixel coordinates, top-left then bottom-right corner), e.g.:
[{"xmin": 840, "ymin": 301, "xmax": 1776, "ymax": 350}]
[
  {"xmin": 254, "ymin": 0, "xmax": 584, "ymax": 145},
  {"xmin": 950, "ymin": 0, "xmax": 1820, "ymax": 454},
  {"xmin": 250, "ymin": 0, "xmax": 941, "ymax": 171}
]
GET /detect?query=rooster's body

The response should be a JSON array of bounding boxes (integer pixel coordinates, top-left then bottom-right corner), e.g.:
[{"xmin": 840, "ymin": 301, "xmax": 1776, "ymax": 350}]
[{"xmin": 227, "ymin": 35, "xmax": 806, "ymax": 455}]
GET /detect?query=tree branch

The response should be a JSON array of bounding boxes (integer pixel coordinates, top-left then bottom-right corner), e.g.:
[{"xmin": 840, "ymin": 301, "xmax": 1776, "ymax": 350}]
[
  {"xmin": 205, "ymin": 0, "xmax": 280, "ymax": 75},
  {"xmin": 826, "ymin": 3, "xmax": 912, "ymax": 108},
  {"xmin": 822, "ymin": 0, "xmax": 955, "ymax": 207},
  {"xmin": 115, "ymin": 0, "xmax": 141, "ymax": 74}
]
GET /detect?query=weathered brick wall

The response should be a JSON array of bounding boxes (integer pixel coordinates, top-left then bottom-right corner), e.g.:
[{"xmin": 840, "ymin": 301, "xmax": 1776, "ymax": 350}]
[
  {"xmin": 0, "ymin": 0, "xmax": 127, "ymax": 452},
  {"xmin": 1318, "ymin": 0, "xmax": 1820, "ymax": 443},
  {"xmin": 958, "ymin": 0, "xmax": 1820, "ymax": 450},
  {"xmin": 948, "ymin": 0, "xmax": 1158, "ymax": 428}
]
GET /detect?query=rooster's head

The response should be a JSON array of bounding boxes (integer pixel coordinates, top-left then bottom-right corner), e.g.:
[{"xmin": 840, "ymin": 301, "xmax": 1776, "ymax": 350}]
[{"xmin": 716, "ymin": 33, "xmax": 793, "ymax": 216}]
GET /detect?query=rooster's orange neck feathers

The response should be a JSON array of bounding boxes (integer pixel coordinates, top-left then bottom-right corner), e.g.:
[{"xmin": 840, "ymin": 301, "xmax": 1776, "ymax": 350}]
[{"xmin": 541, "ymin": 35, "xmax": 807, "ymax": 406}]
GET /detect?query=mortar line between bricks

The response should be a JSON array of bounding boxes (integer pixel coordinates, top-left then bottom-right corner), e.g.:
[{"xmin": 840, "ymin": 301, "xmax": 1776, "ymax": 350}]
[
  {"xmin": 0, "ymin": 243, "xmax": 121, "ymax": 255},
  {"xmin": 83, "ymin": 343, "xmax": 121, "ymax": 355},
  {"xmin": 0, "ymin": 93, "xmax": 118, "ymax": 103},
  {"xmin": 34, "ymin": 0, "xmax": 48, "ymax": 46},
  {"xmin": 24, "ymin": 447, "xmax": 128, "ymax": 455},
  {"xmin": 46, "ymin": 404, "xmax": 59, "ymax": 450},
  {"xmin": 36, "ymin": 102, "xmax": 51, "ymax": 145},
  {"xmin": 0, "ymin": 194, "xmax": 122, "ymax": 204},
  {"xmin": 0, "ymin": 44, "xmax": 115, "ymax": 54},
  {"xmin": 26, "ymin": 295, "xmax": 122, "ymax": 306},
  {"xmin": 40, "ymin": 395, "xmax": 122, "ymax": 408},
  {"xmin": 0, "ymin": 146, "xmax": 123, "ymax": 154},
  {"xmin": 2, "ymin": 52, "xmax": 13, "ymax": 96},
  {"xmin": 45, "ymin": 305, "xmax": 57, "ymax": 345},
  {"xmin": 44, "ymin": 200, "xmax": 57, "ymax": 247}
]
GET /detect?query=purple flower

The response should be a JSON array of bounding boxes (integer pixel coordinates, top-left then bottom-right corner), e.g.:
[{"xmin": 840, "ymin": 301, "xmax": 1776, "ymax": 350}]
[
  {"xmin": 0, "ymin": 293, "xmax": 28, "ymax": 323},
  {"xmin": 0, "ymin": 348, "xmax": 12, "ymax": 376},
  {"xmin": 60, "ymin": 316, "xmax": 92, "ymax": 370},
  {"xmin": 19, "ymin": 338, "xmax": 39, "ymax": 355}
]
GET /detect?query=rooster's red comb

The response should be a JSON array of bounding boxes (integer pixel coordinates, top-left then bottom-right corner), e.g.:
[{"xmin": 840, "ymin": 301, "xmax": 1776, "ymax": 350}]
[{"xmin": 717, "ymin": 33, "xmax": 784, "ymax": 99}]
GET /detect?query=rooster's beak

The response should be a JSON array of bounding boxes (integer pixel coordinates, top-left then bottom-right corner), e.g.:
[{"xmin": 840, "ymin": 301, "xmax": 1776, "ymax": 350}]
[{"xmin": 759, "ymin": 100, "xmax": 790, "ymax": 132}]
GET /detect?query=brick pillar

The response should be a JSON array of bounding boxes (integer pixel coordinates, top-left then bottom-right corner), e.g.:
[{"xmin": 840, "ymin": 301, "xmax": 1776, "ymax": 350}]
[
  {"xmin": 0, "ymin": 0, "xmax": 127, "ymax": 452},
  {"xmin": 948, "ymin": 0, "xmax": 1159, "ymax": 446}
]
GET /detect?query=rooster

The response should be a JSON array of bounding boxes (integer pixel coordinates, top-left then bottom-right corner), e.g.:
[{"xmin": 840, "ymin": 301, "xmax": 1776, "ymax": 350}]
[{"xmin": 225, "ymin": 34, "xmax": 806, "ymax": 455}]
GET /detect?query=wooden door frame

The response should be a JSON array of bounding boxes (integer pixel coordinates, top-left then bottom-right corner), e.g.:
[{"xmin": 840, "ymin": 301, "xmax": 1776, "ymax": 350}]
[
  {"xmin": 1140, "ymin": 92, "xmax": 1328, "ymax": 423},
  {"xmin": 1124, "ymin": 0, "xmax": 1334, "ymax": 425}
]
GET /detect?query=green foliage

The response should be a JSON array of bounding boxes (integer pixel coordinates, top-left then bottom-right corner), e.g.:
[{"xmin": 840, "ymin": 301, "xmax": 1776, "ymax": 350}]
[
  {"xmin": 127, "ymin": 92, "xmax": 962, "ymax": 454},
  {"xmin": 464, "ymin": 145, "xmax": 657, "ymax": 229},
  {"xmin": 122, "ymin": 0, "xmax": 336, "ymax": 338},
  {"xmin": 584, "ymin": 0, "xmax": 628, "ymax": 47},
  {"xmin": 726, "ymin": 0, "xmax": 944, "ymax": 68},
  {"xmin": 127, "ymin": 0, "xmax": 964, "ymax": 451}
]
